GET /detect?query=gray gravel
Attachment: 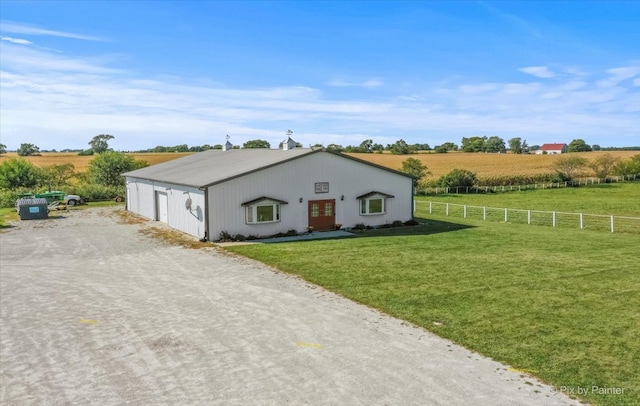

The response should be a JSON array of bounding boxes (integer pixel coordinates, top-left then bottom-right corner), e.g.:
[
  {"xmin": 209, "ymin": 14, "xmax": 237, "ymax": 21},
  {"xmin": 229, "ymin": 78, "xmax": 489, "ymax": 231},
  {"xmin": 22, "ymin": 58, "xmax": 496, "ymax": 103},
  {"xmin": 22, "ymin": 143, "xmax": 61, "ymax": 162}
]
[{"xmin": 0, "ymin": 207, "xmax": 582, "ymax": 405}]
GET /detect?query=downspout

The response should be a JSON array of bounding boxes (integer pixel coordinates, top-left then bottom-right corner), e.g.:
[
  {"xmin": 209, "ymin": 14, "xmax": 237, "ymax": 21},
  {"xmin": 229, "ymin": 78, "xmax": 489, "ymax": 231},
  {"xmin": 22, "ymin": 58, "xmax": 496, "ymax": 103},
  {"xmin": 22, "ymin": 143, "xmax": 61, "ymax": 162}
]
[
  {"xmin": 200, "ymin": 186, "xmax": 210, "ymax": 242},
  {"xmin": 411, "ymin": 177, "xmax": 416, "ymax": 220}
]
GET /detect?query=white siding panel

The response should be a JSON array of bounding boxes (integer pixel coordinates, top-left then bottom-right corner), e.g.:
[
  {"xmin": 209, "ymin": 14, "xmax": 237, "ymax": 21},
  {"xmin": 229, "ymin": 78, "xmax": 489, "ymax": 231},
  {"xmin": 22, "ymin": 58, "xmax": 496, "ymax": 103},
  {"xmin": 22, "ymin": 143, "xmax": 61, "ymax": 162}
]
[
  {"xmin": 125, "ymin": 177, "xmax": 156, "ymax": 220},
  {"xmin": 207, "ymin": 152, "xmax": 412, "ymax": 239},
  {"xmin": 125, "ymin": 177, "xmax": 205, "ymax": 239}
]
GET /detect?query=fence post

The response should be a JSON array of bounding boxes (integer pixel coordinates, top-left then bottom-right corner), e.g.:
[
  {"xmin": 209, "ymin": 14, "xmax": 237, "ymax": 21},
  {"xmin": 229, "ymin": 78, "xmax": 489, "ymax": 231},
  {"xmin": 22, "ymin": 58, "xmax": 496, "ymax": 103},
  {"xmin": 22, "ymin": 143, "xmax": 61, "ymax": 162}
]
[
  {"xmin": 446, "ymin": 187, "xmax": 449, "ymax": 194},
  {"xmin": 446, "ymin": 203, "xmax": 449, "ymax": 216},
  {"xmin": 611, "ymin": 216, "xmax": 614, "ymax": 233},
  {"xmin": 502, "ymin": 186, "xmax": 505, "ymax": 192},
  {"xmin": 504, "ymin": 208, "xmax": 508, "ymax": 222},
  {"xmin": 429, "ymin": 201, "xmax": 432, "ymax": 214},
  {"xmin": 580, "ymin": 213, "xmax": 583, "ymax": 230},
  {"xmin": 552, "ymin": 211, "xmax": 556, "ymax": 227},
  {"xmin": 464, "ymin": 205, "xmax": 467, "ymax": 218},
  {"xmin": 527, "ymin": 210, "xmax": 531, "ymax": 225},
  {"xmin": 483, "ymin": 206, "xmax": 486, "ymax": 221}
]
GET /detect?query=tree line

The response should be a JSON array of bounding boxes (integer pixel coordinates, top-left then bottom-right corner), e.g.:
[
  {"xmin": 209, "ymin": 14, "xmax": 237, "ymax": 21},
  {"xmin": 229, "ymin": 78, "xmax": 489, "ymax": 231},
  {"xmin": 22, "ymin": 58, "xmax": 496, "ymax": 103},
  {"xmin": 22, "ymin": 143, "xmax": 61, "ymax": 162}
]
[{"xmin": 2, "ymin": 135, "xmax": 638, "ymax": 158}]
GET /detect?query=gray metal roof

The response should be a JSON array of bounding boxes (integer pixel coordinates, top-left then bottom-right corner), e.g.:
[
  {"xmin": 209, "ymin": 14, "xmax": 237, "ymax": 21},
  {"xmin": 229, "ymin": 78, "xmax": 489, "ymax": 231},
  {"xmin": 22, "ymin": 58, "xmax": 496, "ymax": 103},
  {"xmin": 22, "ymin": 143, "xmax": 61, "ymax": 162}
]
[
  {"xmin": 123, "ymin": 148, "xmax": 318, "ymax": 188},
  {"xmin": 123, "ymin": 148, "xmax": 415, "ymax": 189}
]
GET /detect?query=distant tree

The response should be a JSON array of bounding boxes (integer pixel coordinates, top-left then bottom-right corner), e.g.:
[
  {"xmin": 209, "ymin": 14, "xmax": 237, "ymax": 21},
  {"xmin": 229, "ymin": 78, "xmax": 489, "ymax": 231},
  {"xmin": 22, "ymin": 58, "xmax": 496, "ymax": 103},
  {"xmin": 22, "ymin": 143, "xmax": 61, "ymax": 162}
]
[
  {"xmin": 0, "ymin": 158, "xmax": 42, "ymax": 188},
  {"xmin": 212, "ymin": 144, "xmax": 223, "ymax": 150},
  {"xmin": 612, "ymin": 154, "xmax": 640, "ymax": 176},
  {"xmin": 173, "ymin": 144, "xmax": 189, "ymax": 152},
  {"xmin": 400, "ymin": 157, "xmax": 430, "ymax": 179},
  {"xmin": 41, "ymin": 163, "xmax": 76, "ymax": 190},
  {"xmin": 311, "ymin": 143, "xmax": 324, "ymax": 149},
  {"xmin": 553, "ymin": 155, "xmax": 588, "ymax": 181},
  {"xmin": 434, "ymin": 146, "xmax": 448, "ymax": 153},
  {"xmin": 461, "ymin": 136, "xmax": 487, "ymax": 152},
  {"xmin": 440, "ymin": 142, "xmax": 459, "ymax": 151},
  {"xmin": 89, "ymin": 134, "xmax": 115, "ymax": 154},
  {"xmin": 568, "ymin": 139, "xmax": 592, "ymax": 152},
  {"xmin": 412, "ymin": 143, "xmax": 431, "ymax": 151},
  {"xmin": 484, "ymin": 136, "xmax": 506, "ymax": 153},
  {"xmin": 372, "ymin": 143, "xmax": 384, "ymax": 152},
  {"xmin": 592, "ymin": 144, "xmax": 601, "ymax": 151},
  {"xmin": 87, "ymin": 151, "xmax": 148, "ymax": 187},
  {"xmin": 17, "ymin": 143, "xmax": 41, "ymax": 156},
  {"xmin": 78, "ymin": 148, "xmax": 94, "ymax": 156},
  {"xmin": 509, "ymin": 137, "xmax": 524, "ymax": 154},
  {"xmin": 588, "ymin": 153, "xmax": 619, "ymax": 179},
  {"xmin": 389, "ymin": 139, "xmax": 415, "ymax": 155},
  {"xmin": 242, "ymin": 139, "xmax": 271, "ymax": 149},
  {"xmin": 358, "ymin": 139, "xmax": 373, "ymax": 153},
  {"xmin": 437, "ymin": 169, "xmax": 477, "ymax": 187},
  {"xmin": 529, "ymin": 145, "xmax": 541, "ymax": 152},
  {"xmin": 0, "ymin": 143, "xmax": 6, "ymax": 155},
  {"xmin": 326, "ymin": 144, "xmax": 344, "ymax": 152}
]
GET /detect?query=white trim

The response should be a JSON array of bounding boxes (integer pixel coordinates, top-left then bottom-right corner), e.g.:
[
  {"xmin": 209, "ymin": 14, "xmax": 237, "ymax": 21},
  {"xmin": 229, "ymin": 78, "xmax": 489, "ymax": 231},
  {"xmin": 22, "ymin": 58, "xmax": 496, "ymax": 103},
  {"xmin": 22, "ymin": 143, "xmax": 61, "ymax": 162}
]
[
  {"xmin": 359, "ymin": 195, "xmax": 386, "ymax": 216},
  {"xmin": 245, "ymin": 201, "xmax": 281, "ymax": 224}
]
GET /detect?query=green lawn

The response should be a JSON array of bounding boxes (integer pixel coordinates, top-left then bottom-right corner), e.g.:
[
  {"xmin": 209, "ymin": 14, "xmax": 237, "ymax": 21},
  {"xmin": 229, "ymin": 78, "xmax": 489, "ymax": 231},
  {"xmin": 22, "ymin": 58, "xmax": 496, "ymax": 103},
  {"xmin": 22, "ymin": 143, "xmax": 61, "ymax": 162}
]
[
  {"xmin": 225, "ymin": 184, "xmax": 640, "ymax": 406},
  {"xmin": 420, "ymin": 182, "xmax": 640, "ymax": 217}
]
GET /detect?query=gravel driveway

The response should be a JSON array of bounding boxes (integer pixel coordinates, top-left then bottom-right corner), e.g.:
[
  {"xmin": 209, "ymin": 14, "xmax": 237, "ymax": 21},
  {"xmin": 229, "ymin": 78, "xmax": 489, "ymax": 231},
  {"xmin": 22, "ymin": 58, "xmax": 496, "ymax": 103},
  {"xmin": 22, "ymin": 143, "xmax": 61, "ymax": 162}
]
[{"xmin": 0, "ymin": 207, "xmax": 580, "ymax": 405}]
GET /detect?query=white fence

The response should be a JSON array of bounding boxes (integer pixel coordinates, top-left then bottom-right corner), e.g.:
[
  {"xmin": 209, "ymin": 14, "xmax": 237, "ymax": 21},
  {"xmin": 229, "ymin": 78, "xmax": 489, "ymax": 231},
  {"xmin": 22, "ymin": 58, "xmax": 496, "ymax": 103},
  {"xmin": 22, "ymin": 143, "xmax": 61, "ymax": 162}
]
[
  {"xmin": 420, "ymin": 174, "xmax": 640, "ymax": 196},
  {"xmin": 417, "ymin": 201, "xmax": 640, "ymax": 234}
]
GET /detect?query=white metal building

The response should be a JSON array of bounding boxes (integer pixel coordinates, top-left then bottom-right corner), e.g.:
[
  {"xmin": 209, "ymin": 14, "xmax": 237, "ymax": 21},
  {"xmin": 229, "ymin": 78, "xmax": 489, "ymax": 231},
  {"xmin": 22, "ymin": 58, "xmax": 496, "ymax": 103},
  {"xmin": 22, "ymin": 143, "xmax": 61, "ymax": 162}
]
[{"xmin": 123, "ymin": 148, "xmax": 414, "ymax": 241}]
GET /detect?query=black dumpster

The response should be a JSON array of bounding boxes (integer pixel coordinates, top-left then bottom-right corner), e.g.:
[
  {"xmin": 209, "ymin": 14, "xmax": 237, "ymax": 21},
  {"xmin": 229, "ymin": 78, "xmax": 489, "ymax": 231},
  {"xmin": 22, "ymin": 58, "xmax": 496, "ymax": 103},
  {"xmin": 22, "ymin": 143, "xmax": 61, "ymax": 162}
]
[{"xmin": 16, "ymin": 198, "xmax": 49, "ymax": 220}]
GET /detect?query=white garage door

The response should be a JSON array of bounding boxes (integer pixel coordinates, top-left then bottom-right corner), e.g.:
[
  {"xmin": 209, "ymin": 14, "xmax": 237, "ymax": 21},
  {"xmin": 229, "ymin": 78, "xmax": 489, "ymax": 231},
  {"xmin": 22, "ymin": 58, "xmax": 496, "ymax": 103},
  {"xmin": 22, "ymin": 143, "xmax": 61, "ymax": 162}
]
[{"xmin": 156, "ymin": 191, "xmax": 168, "ymax": 223}]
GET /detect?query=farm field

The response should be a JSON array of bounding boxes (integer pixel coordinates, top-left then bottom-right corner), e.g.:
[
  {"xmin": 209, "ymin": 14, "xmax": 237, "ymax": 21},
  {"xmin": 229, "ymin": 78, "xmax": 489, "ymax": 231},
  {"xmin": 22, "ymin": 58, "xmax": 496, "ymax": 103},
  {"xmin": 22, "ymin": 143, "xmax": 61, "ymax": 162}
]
[
  {"xmin": 0, "ymin": 152, "xmax": 193, "ymax": 173},
  {"xmin": 225, "ymin": 185, "xmax": 640, "ymax": 406},
  {"xmin": 347, "ymin": 150, "xmax": 639, "ymax": 178},
  {"xmin": 2, "ymin": 150, "xmax": 637, "ymax": 179}
]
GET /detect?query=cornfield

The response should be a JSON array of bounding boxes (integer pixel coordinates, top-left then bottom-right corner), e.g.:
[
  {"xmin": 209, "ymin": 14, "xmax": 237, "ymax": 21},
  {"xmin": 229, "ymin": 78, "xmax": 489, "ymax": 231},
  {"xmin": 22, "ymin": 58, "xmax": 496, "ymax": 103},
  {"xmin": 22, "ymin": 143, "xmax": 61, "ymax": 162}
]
[{"xmin": 1, "ymin": 150, "xmax": 637, "ymax": 180}]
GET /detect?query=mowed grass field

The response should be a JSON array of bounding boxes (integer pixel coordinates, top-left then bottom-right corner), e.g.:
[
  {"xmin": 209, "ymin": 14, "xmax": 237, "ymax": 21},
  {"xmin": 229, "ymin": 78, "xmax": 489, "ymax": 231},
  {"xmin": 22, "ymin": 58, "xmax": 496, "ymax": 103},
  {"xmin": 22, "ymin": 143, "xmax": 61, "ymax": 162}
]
[
  {"xmin": 226, "ymin": 184, "xmax": 640, "ymax": 406},
  {"xmin": 420, "ymin": 183, "xmax": 640, "ymax": 217},
  {"xmin": 2, "ymin": 150, "xmax": 637, "ymax": 179}
]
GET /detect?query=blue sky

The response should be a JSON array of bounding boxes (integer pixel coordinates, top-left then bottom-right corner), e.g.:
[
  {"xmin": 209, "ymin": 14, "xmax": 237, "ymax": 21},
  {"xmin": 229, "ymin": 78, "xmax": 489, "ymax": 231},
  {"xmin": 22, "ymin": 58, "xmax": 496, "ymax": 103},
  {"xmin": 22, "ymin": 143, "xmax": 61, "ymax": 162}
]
[{"xmin": 1, "ymin": 0, "xmax": 639, "ymax": 151}]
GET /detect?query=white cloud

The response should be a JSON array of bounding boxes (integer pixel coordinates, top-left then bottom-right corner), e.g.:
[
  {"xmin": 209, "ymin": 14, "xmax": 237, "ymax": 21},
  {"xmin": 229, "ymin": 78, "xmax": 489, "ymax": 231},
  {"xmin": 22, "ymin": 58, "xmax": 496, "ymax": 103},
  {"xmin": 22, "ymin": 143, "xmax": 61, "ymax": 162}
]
[
  {"xmin": 1, "ymin": 42, "xmax": 124, "ymax": 74},
  {"xmin": 1, "ymin": 36, "xmax": 32, "ymax": 45},
  {"xmin": 0, "ymin": 21, "xmax": 104, "ymax": 41},
  {"xmin": 0, "ymin": 39, "xmax": 638, "ymax": 150},
  {"xmin": 519, "ymin": 66, "xmax": 556, "ymax": 79},
  {"xmin": 327, "ymin": 78, "xmax": 384, "ymax": 88}
]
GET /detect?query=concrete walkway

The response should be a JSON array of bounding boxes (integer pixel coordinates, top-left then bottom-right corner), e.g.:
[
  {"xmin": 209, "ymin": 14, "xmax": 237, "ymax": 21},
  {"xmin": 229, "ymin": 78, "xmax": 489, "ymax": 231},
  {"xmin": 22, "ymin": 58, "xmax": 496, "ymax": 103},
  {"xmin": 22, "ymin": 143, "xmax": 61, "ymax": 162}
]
[{"xmin": 0, "ymin": 208, "xmax": 581, "ymax": 405}]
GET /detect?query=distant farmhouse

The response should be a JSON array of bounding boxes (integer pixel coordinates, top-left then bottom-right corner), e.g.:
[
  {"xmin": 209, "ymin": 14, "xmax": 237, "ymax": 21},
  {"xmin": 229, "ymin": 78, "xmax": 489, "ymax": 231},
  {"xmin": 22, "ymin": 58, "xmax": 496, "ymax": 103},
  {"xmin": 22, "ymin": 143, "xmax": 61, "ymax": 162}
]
[
  {"xmin": 536, "ymin": 143, "xmax": 568, "ymax": 155},
  {"xmin": 122, "ymin": 140, "xmax": 415, "ymax": 241}
]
